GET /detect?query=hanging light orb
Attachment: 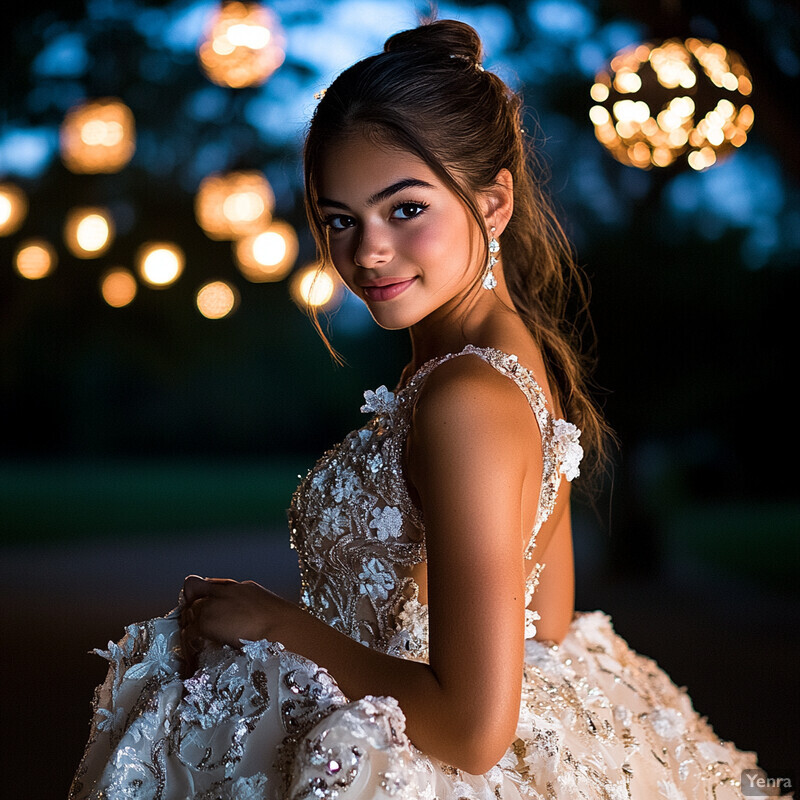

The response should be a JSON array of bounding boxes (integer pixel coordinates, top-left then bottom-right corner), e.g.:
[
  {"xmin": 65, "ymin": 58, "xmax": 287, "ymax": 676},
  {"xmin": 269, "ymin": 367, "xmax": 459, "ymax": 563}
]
[
  {"xmin": 233, "ymin": 219, "xmax": 298, "ymax": 282},
  {"xmin": 290, "ymin": 263, "xmax": 343, "ymax": 310},
  {"xmin": 590, "ymin": 38, "xmax": 753, "ymax": 171},
  {"xmin": 60, "ymin": 98, "xmax": 136, "ymax": 174},
  {"xmin": 14, "ymin": 239, "xmax": 57, "ymax": 280},
  {"xmin": 101, "ymin": 268, "xmax": 138, "ymax": 308},
  {"xmin": 137, "ymin": 242, "xmax": 185, "ymax": 288},
  {"xmin": 195, "ymin": 170, "xmax": 274, "ymax": 240},
  {"xmin": 196, "ymin": 280, "xmax": 239, "ymax": 319},
  {"xmin": 198, "ymin": 2, "xmax": 285, "ymax": 89},
  {"xmin": 0, "ymin": 183, "xmax": 28, "ymax": 236},
  {"xmin": 64, "ymin": 207, "xmax": 115, "ymax": 258}
]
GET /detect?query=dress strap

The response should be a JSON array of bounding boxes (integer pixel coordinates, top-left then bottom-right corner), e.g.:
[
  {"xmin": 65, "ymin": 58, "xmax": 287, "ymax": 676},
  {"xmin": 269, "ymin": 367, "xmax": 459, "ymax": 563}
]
[
  {"xmin": 400, "ymin": 345, "xmax": 546, "ymax": 406},
  {"xmin": 399, "ymin": 344, "xmax": 551, "ymax": 447}
]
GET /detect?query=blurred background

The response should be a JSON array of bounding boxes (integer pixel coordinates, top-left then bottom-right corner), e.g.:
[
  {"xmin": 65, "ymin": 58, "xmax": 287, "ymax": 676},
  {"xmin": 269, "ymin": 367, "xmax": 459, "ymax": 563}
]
[{"xmin": 1, "ymin": 0, "xmax": 798, "ymax": 795}]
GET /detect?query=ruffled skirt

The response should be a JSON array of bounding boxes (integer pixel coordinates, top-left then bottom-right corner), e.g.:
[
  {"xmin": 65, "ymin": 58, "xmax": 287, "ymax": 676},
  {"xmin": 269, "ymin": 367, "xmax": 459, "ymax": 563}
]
[{"xmin": 69, "ymin": 610, "xmax": 768, "ymax": 800}]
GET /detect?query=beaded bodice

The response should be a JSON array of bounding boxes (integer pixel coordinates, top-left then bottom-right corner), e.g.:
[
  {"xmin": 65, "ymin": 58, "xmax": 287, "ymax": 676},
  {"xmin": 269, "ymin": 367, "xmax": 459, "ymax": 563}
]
[{"xmin": 288, "ymin": 345, "xmax": 583, "ymax": 662}]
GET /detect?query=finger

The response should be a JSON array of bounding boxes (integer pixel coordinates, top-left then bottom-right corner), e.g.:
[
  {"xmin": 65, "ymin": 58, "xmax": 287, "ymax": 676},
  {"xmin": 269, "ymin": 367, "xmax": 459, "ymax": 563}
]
[
  {"xmin": 179, "ymin": 601, "xmax": 196, "ymax": 631},
  {"xmin": 184, "ymin": 576, "xmax": 240, "ymax": 603},
  {"xmin": 183, "ymin": 575, "xmax": 212, "ymax": 604},
  {"xmin": 180, "ymin": 600, "xmax": 208, "ymax": 645},
  {"xmin": 181, "ymin": 595, "xmax": 210, "ymax": 630}
]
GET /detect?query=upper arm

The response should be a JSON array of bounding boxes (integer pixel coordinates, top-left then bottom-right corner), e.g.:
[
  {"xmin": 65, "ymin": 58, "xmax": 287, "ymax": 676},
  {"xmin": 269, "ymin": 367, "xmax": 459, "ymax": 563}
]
[{"xmin": 405, "ymin": 356, "xmax": 541, "ymax": 760}]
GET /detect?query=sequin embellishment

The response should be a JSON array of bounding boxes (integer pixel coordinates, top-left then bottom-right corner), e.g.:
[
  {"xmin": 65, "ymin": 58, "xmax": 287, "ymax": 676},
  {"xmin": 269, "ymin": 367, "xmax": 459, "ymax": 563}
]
[{"xmin": 289, "ymin": 345, "xmax": 581, "ymax": 659}]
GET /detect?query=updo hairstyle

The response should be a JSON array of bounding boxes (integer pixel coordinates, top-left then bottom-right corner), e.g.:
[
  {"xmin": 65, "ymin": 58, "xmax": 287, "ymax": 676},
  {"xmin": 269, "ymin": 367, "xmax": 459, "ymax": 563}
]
[{"xmin": 304, "ymin": 19, "xmax": 607, "ymax": 472}]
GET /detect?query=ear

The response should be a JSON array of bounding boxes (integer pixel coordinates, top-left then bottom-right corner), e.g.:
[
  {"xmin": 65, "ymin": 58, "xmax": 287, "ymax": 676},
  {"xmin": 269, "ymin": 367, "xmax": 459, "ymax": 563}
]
[{"xmin": 479, "ymin": 168, "xmax": 514, "ymax": 236}]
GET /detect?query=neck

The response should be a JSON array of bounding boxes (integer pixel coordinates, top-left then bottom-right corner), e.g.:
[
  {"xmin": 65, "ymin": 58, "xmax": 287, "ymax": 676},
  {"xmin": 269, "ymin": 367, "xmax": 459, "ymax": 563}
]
[{"xmin": 406, "ymin": 264, "xmax": 520, "ymax": 369}]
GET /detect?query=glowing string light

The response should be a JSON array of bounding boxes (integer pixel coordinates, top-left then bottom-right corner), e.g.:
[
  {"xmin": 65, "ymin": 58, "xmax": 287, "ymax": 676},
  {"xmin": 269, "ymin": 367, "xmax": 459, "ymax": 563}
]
[
  {"xmin": 198, "ymin": 2, "xmax": 285, "ymax": 88},
  {"xmin": 0, "ymin": 183, "xmax": 28, "ymax": 236},
  {"xmin": 196, "ymin": 280, "xmax": 239, "ymax": 319},
  {"xmin": 137, "ymin": 242, "xmax": 185, "ymax": 287},
  {"xmin": 233, "ymin": 219, "xmax": 298, "ymax": 281},
  {"xmin": 291, "ymin": 263, "xmax": 342, "ymax": 310},
  {"xmin": 101, "ymin": 268, "xmax": 138, "ymax": 307},
  {"xmin": 64, "ymin": 207, "xmax": 114, "ymax": 258},
  {"xmin": 15, "ymin": 239, "xmax": 57, "ymax": 280},
  {"xmin": 60, "ymin": 98, "xmax": 136, "ymax": 174},
  {"xmin": 195, "ymin": 170, "xmax": 275, "ymax": 240}
]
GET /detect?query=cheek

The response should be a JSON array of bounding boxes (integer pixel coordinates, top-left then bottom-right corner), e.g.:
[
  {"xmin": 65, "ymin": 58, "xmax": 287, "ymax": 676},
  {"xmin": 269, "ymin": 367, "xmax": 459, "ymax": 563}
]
[
  {"xmin": 407, "ymin": 222, "xmax": 461, "ymax": 266},
  {"xmin": 328, "ymin": 238, "xmax": 355, "ymax": 281},
  {"xmin": 412, "ymin": 218, "xmax": 477, "ymax": 280}
]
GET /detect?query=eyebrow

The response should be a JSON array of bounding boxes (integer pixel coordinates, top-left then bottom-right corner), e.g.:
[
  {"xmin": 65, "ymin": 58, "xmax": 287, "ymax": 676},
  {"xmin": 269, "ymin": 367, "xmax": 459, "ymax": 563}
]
[{"xmin": 318, "ymin": 178, "xmax": 435, "ymax": 210}]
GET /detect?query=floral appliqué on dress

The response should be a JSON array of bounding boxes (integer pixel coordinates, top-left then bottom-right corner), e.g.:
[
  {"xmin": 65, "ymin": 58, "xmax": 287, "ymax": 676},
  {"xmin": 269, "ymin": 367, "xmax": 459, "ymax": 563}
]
[{"xmin": 72, "ymin": 345, "xmax": 768, "ymax": 800}]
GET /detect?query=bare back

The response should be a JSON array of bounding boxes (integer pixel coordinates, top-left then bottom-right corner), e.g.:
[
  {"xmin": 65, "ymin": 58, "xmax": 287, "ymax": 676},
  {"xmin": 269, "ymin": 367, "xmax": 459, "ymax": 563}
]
[{"xmin": 402, "ymin": 344, "xmax": 581, "ymax": 646}]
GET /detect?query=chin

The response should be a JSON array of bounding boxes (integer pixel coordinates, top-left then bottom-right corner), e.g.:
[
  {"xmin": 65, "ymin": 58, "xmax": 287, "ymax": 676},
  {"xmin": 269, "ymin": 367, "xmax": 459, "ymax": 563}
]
[
  {"xmin": 366, "ymin": 307, "xmax": 419, "ymax": 331},
  {"xmin": 370, "ymin": 318, "xmax": 413, "ymax": 332}
]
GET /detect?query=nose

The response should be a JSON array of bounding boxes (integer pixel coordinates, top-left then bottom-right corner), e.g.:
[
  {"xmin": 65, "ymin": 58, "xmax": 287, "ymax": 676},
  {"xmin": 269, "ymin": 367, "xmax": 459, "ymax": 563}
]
[{"xmin": 353, "ymin": 223, "xmax": 392, "ymax": 269}]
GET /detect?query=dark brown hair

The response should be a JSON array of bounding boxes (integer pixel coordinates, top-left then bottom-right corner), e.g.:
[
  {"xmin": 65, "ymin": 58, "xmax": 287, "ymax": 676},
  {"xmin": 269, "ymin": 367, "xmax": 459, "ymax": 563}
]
[{"xmin": 303, "ymin": 19, "xmax": 609, "ymax": 474}]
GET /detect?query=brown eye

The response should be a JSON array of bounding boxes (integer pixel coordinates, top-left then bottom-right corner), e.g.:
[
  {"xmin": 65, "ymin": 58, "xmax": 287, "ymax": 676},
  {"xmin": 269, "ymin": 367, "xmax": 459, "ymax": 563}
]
[
  {"xmin": 325, "ymin": 215, "xmax": 355, "ymax": 230},
  {"xmin": 391, "ymin": 202, "xmax": 428, "ymax": 220}
]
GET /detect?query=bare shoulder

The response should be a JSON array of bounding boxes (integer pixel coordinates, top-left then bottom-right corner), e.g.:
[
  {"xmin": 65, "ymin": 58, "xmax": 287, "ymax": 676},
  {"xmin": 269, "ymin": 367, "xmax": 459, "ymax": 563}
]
[
  {"xmin": 414, "ymin": 353, "xmax": 530, "ymax": 415},
  {"xmin": 409, "ymin": 353, "xmax": 538, "ymax": 453}
]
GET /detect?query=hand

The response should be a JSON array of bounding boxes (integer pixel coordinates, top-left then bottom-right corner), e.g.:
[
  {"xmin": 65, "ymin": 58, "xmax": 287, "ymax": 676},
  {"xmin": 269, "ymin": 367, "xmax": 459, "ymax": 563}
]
[{"xmin": 179, "ymin": 575, "xmax": 292, "ymax": 674}]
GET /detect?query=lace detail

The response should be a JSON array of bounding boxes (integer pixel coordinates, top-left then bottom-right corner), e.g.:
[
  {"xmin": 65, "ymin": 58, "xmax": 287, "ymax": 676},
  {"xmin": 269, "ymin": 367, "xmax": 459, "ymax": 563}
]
[
  {"xmin": 552, "ymin": 418, "xmax": 583, "ymax": 481},
  {"xmin": 285, "ymin": 696, "xmax": 434, "ymax": 800},
  {"xmin": 289, "ymin": 345, "xmax": 583, "ymax": 659},
  {"xmin": 72, "ymin": 345, "xmax": 773, "ymax": 799}
]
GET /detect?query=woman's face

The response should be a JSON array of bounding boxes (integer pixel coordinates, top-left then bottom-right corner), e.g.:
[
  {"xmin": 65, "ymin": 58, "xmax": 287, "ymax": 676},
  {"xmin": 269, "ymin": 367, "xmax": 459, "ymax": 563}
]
[{"xmin": 317, "ymin": 134, "xmax": 486, "ymax": 330}]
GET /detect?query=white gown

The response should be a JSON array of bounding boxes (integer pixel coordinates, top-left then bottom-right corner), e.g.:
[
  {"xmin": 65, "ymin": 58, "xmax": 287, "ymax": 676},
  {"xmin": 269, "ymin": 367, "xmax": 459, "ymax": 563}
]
[{"xmin": 70, "ymin": 345, "xmax": 770, "ymax": 800}]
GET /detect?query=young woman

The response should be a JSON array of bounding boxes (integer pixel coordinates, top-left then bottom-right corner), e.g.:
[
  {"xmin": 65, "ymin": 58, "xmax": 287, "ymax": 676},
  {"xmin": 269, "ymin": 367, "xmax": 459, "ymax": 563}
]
[{"xmin": 71, "ymin": 20, "xmax": 772, "ymax": 800}]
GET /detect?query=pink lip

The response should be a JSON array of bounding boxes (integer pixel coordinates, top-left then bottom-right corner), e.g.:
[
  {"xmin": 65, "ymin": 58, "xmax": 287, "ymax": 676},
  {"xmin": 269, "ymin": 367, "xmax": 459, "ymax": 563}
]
[{"xmin": 361, "ymin": 277, "xmax": 416, "ymax": 302}]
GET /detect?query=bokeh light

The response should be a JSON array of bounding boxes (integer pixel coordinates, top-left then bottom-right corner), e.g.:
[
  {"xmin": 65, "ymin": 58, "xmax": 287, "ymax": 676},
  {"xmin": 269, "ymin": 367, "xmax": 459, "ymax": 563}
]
[
  {"xmin": 0, "ymin": 183, "xmax": 28, "ymax": 236},
  {"xmin": 64, "ymin": 207, "xmax": 114, "ymax": 258},
  {"xmin": 195, "ymin": 170, "xmax": 275, "ymax": 240},
  {"xmin": 14, "ymin": 238, "xmax": 57, "ymax": 280},
  {"xmin": 196, "ymin": 280, "xmax": 239, "ymax": 319},
  {"xmin": 60, "ymin": 98, "xmax": 136, "ymax": 174},
  {"xmin": 100, "ymin": 268, "xmax": 138, "ymax": 307},
  {"xmin": 591, "ymin": 38, "xmax": 753, "ymax": 171},
  {"xmin": 233, "ymin": 219, "xmax": 298, "ymax": 282},
  {"xmin": 198, "ymin": 1, "xmax": 285, "ymax": 89},
  {"xmin": 291, "ymin": 263, "xmax": 343, "ymax": 310},
  {"xmin": 137, "ymin": 242, "xmax": 185, "ymax": 288}
]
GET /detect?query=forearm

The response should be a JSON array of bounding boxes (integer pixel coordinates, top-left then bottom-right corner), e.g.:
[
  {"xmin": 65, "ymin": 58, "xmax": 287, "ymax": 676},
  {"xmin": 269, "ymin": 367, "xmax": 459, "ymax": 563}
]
[
  {"xmin": 181, "ymin": 577, "xmax": 519, "ymax": 772},
  {"xmin": 273, "ymin": 604, "xmax": 507, "ymax": 771}
]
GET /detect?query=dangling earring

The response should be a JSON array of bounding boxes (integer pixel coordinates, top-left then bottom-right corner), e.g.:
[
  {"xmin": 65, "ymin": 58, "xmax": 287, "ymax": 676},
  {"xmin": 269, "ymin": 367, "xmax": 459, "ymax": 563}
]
[{"xmin": 482, "ymin": 227, "xmax": 499, "ymax": 290}]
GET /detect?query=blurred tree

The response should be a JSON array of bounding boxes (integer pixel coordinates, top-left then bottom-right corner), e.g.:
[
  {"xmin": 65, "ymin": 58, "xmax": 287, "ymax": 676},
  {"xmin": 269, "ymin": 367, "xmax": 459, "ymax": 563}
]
[{"xmin": 0, "ymin": 0, "xmax": 797, "ymax": 507}]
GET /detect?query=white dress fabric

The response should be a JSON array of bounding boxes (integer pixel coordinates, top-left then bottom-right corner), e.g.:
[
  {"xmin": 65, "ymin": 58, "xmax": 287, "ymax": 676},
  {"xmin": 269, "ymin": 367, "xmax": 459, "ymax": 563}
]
[{"xmin": 70, "ymin": 346, "xmax": 766, "ymax": 800}]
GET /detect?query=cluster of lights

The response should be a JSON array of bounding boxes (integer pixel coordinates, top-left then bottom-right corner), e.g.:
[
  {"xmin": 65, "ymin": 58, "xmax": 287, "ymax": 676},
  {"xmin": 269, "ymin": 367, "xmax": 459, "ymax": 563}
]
[
  {"xmin": 192, "ymin": 4, "xmax": 318, "ymax": 315},
  {"xmin": 6, "ymin": 4, "xmax": 341, "ymax": 319},
  {"xmin": 198, "ymin": 1, "xmax": 285, "ymax": 89},
  {"xmin": 192, "ymin": 170, "xmax": 311, "ymax": 312},
  {"xmin": 590, "ymin": 38, "xmax": 753, "ymax": 170},
  {"xmin": 60, "ymin": 98, "xmax": 136, "ymax": 174}
]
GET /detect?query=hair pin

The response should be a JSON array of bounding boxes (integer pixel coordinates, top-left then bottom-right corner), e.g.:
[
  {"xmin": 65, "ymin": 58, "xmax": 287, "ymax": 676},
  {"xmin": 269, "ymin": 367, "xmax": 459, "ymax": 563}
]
[{"xmin": 449, "ymin": 53, "xmax": 484, "ymax": 72}]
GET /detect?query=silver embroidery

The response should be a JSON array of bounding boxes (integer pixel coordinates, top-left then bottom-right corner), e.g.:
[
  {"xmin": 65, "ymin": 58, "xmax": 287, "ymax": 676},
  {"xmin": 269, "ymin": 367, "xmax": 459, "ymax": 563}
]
[
  {"xmin": 289, "ymin": 345, "xmax": 580, "ymax": 659},
  {"xmin": 72, "ymin": 345, "xmax": 769, "ymax": 799}
]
